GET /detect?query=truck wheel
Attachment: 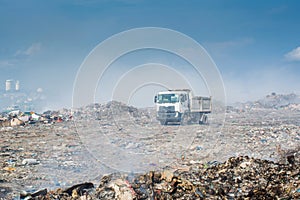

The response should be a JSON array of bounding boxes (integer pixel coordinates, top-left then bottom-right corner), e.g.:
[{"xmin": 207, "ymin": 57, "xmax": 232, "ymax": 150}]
[
  {"xmin": 160, "ymin": 120, "xmax": 168, "ymax": 125},
  {"xmin": 203, "ymin": 115, "xmax": 208, "ymax": 124},
  {"xmin": 180, "ymin": 114, "xmax": 189, "ymax": 125},
  {"xmin": 199, "ymin": 115, "xmax": 208, "ymax": 125}
]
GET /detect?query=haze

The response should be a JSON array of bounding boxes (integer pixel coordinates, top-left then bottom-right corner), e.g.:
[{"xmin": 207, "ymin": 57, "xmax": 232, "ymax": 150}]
[{"xmin": 0, "ymin": 0, "xmax": 299, "ymax": 110}]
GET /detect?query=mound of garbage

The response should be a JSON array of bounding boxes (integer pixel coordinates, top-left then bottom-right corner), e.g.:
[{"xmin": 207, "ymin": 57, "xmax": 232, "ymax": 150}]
[
  {"xmin": 1, "ymin": 98, "xmax": 299, "ymax": 199},
  {"xmin": 229, "ymin": 93, "xmax": 300, "ymax": 112},
  {"xmin": 19, "ymin": 153, "xmax": 300, "ymax": 200},
  {"xmin": 257, "ymin": 93, "xmax": 300, "ymax": 109}
]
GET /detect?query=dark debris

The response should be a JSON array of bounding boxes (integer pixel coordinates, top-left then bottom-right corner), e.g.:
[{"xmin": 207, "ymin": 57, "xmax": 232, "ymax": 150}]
[{"xmin": 19, "ymin": 155, "xmax": 300, "ymax": 200}]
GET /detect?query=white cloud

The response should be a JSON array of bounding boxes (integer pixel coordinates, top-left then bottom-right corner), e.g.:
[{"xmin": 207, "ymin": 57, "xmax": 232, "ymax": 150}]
[
  {"xmin": 15, "ymin": 43, "xmax": 42, "ymax": 56},
  {"xmin": 0, "ymin": 43, "xmax": 42, "ymax": 68},
  {"xmin": 285, "ymin": 46, "xmax": 300, "ymax": 61}
]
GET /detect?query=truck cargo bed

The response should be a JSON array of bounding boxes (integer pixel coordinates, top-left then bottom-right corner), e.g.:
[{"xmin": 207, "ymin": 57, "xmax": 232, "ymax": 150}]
[{"xmin": 190, "ymin": 96, "xmax": 212, "ymax": 113}]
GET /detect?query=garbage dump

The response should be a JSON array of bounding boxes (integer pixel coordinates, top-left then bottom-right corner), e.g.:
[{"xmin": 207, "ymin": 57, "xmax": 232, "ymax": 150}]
[
  {"xmin": 18, "ymin": 155, "xmax": 300, "ymax": 199},
  {"xmin": 0, "ymin": 95, "xmax": 299, "ymax": 199},
  {"xmin": 0, "ymin": 109, "xmax": 72, "ymax": 129}
]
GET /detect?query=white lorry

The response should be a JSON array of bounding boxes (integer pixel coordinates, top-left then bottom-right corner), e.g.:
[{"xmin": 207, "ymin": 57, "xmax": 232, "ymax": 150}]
[{"xmin": 154, "ymin": 89, "xmax": 212, "ymax": 125}]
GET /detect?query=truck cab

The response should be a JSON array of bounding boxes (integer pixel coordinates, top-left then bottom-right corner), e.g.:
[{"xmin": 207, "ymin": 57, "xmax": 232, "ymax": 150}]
[{"xmin": 154, "ymin": 89, "xmax": 211, "ymax": 125}]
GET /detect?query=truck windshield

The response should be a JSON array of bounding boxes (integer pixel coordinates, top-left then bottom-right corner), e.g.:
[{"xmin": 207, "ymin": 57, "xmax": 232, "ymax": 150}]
[{"xmin": 157, "ymin": 94, "xmax": 179, "ymax": 103}]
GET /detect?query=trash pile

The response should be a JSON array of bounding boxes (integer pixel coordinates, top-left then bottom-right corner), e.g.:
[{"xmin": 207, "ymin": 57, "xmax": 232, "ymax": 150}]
[
  {"xmin": 0, "ymin": 109, "xmax": 72, "ymax": 128},
  {"xmin": 230, "ymin": 93, "xmax": 300, "ymax": 111},
  {"xmin": 72, "ymin": 101, "xmax": 154, "ymax": 124},
  {"xmin": 19, "ymin": 154, "xmax": 300, "ymax": 199},
  {"xmin": 257, "ymin": 93, "xmax": 300, "ymax": 109},
  {"xmin": 0, "ymin": 97, "xmax": 299, "ymax": 199}
]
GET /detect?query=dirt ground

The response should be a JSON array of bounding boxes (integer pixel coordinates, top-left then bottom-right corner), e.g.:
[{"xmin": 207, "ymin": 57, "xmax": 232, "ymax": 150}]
[{"xmin": 0, "ymin": 106, "xmax": 299, "ymax": 199}]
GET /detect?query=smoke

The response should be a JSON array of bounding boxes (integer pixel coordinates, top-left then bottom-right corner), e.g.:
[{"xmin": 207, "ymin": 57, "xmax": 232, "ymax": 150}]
[{"xmin": 223, "ymin": 66, "xmax": 300, "ymax": 104}]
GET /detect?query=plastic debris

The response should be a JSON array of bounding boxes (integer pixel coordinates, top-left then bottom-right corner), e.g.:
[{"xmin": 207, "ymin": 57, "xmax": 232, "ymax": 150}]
[
  {"xmin": 22, "ymin": 159, "xmax": 39, "ymax": 165},
  {"xmin": 0, "ymin": 97, "xmax": 299, "ymax": 199}
]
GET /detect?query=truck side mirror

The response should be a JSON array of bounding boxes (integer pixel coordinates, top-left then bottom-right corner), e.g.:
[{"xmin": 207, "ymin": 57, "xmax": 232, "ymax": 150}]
[{"xmin": 154, "ymin": 96, "xmax": 157, "ymax": 103}]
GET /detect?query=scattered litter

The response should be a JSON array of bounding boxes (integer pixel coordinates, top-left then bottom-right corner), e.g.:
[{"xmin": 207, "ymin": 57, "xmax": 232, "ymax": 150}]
[
  {"xmin": 0, "ymin": 98, "xmax": 299, "ymax": 199},
  {"xmin": 22, "ymin": 159, "xmax": 39, "ymax": 165}
]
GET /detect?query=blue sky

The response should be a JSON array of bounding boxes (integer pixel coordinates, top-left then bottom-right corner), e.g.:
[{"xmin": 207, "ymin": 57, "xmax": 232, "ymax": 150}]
[{"xmin": 0, "ymin": 0, "xmax": 300, "ymax": 108}]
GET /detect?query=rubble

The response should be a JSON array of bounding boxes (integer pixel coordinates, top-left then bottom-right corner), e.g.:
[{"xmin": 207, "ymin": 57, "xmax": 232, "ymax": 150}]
[
  {"xmin": 229, "ymin": 93, "xmax": 300, "ymax": 112},
  {"xmin": 11, "ymin": 155, "xmax": 300, "ymax": 199},
  {"xmin": 0, "ymin": 98, "xmax": 299, "ymax": 199},
  {"xmin": 22, "ymin": 159, "xmax": 39, "ymax": 166},
  {"xmin": 10, "ymin": 117, "xmax": 25, "ymax": 126},
  {"xmin": 0, "ymin": 109, "xmax": 72, "ymax": 128},
  {"xmin": 20, "ymin": 188, "xmax": 47, "ymax": 199}
]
